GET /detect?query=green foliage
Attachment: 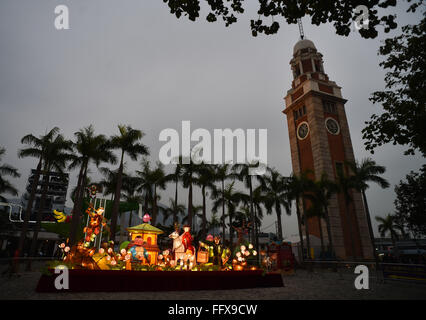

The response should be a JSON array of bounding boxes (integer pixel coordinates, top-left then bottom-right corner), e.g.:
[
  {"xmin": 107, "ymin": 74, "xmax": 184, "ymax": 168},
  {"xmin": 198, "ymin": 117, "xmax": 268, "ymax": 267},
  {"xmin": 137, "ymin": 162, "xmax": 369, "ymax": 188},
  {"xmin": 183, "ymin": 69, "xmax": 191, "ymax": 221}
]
[
  {"xmin": 120, "ymin": 241, "xmax": 130, "ymax": 251},
  {"xmin": 394, "ymin": 165, "xmax": 426, "ymax": 237},
  {"xmin": 363, "ymin": 13, "xmax": 426, "ymax": 156},
  {"xmin": 161, "ymin": 0, "xmax": 418, "ymax": 38},
  {"xmin": 41, "ymin": 221, "xmax": 84, "ymax": 241}
]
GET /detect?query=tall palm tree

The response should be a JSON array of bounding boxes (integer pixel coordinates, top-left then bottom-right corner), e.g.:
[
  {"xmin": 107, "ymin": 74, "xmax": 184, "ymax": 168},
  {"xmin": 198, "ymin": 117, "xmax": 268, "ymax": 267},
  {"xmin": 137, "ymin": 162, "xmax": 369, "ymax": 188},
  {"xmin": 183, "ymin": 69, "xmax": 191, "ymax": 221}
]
[
  {"xmin": 98, "ymin": 167, "xmax": 121, "ymax": 201},
  {"xmin": 238, "ymin": 186, "xmax": 266, "ymax": 244},
  {"xmin": 207, "ymin": 212, "xmax": 221, "ymax": 236},
  {"xmin": 27, "ymin": 134, "xmax": 73, "ymax": 269},
  {"xmin": 163, "ymin": 198, "xmax": 186, "ymax": 225},
  {"xmin": 121, "ymin": 174, "xmax": 142, "ymax": 228},
  {"xmin": 336, "ymin": 168, "xmax": 359, "ymax": 259},
  {"xmin": 194, "ymin": 165, "xmax": 216, "ymax": 238},
  {"xmin": 110, "ymin": 125, "xmax": 149, "ymax": 241},
  {"xmin": 179, "ymin": 156, "xmax": 198, "ymax": 230},
  {"xmin": 212, "ymin": 181, "xmax": 242, "ymax": 247},
  {"xmin": 262, "ymin": 168, "xmax": 292, "ymax": 241},
  {"xmin": 305, "ymin": 173, "xmax": 339, "ymax": 258},
  {"xmin": 346, "ymin": 158, "xmax": 390, "ymax": 260},
  {"xmin": 136, "ymin": 159, "xmax": 166, "ymax": 225},
  {"xmin": 212, "ymin": 164, "xmax": 232, "ymax": 241},
  {"xmin": 150, "ymin": 162, "xmax": 167, "ymax": 225},
  {"xmin": 375, "ymin": 214, "xmax": 400, "ymax": 259},
  {"xmin": 233, "ymin": 162, "xmax": 265, "ymax": 244},
  {"xmin": 164, "ymin": 161, "xmax": 182, "ymax": 224},
  {"xmin": 287, "ymin": 171, "xmax": 313, "ymax": 260},
  {"xmin": 192, "ymin": 204, "xmax": 204, "ymax": 234},
  {"xmin": 0, "ymin": 147, "xmax": 20, "ymax": 202},
  {"xmin": 68, "ymin": 125, "xmax": 116, "ymax": 245},
  {"xmin": 16, "ymin": 127, "xmax": 59, "ymax": 269}
]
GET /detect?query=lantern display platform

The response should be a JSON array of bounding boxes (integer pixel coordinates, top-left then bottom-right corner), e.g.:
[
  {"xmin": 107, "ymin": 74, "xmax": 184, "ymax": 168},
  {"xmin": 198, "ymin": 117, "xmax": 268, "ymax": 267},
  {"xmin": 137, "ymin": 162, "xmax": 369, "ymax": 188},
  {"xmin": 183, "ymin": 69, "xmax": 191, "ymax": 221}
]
[{"xmin": 35, "ymin": 269, "xmax": 284, "ymax": 293}]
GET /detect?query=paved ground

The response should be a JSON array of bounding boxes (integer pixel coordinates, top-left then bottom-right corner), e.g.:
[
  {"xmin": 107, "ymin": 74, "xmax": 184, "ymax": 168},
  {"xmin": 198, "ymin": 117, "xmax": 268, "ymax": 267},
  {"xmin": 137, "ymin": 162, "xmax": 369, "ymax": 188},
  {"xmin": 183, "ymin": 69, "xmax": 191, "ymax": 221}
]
[{"xmin": 1, "ymin": 263, "xmax": 425, "ymax": 300}]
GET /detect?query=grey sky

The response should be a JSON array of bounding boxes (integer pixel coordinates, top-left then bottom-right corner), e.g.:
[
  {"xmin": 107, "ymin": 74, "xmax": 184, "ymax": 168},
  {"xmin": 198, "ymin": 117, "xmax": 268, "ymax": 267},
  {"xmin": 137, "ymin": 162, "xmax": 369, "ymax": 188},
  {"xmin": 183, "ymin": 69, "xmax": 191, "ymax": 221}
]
[{"xmin": 0, "ymin": 1, "xmax": 424, "ymax": 237}]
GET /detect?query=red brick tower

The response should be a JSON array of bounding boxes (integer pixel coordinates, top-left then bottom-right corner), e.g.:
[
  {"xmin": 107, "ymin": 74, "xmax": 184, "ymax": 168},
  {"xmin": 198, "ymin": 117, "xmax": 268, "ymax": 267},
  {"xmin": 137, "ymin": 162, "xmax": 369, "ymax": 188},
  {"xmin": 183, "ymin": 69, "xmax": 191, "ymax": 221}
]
[{"xmin": 283, "ymin": 39, "xmax": 373, "ymax": 260}]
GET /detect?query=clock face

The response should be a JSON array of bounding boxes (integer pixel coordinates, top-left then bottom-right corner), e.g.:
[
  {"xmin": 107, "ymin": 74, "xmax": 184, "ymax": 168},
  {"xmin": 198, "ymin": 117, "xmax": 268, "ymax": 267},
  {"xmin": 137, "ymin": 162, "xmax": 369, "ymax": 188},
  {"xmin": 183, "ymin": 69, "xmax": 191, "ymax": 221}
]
[
  {"xmin": 297, "ymin": 122, "xmax": 309, "ymax": 140},
  {"xmin": 325, "ymin": 117, "xmax": 340, "ymax": 135}
]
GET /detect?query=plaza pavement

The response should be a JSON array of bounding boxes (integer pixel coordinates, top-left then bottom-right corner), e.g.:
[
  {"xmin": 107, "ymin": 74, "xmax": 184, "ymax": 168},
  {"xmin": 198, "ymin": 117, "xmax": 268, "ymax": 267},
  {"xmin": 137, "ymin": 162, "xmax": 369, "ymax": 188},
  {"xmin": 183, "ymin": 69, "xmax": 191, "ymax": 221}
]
[{"xmin": 1, "ymin": 263, "xmax": 425, "ymax": 300}]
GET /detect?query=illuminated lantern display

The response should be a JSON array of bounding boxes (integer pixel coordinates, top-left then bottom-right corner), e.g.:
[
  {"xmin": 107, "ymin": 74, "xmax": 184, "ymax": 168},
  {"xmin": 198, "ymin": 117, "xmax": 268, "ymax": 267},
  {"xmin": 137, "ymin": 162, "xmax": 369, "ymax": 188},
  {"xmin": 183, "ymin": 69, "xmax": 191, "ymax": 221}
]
[
  {"xmin": 232, "ymin": 243, "xmax": 258, "ymax": 271},
  {"xmin": 127, "ymin": 221, "xmax": 163, "ymax": 265}
]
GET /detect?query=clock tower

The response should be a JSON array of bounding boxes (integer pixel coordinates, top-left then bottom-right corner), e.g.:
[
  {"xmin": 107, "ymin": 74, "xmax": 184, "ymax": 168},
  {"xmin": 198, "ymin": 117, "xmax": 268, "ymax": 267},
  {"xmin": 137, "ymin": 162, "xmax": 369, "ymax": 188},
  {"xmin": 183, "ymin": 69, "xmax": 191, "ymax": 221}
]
[{"xmin": 283, "ymin": 39, "xmax": 373, "ymax": 260}]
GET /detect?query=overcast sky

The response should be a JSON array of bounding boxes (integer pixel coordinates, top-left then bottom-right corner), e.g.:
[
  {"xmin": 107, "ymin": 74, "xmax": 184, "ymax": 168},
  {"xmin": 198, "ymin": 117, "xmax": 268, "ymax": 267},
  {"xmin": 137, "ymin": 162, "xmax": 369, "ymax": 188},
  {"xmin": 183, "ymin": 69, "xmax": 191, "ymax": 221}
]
[{"xmin": 0, "ymin": 1, "xmax": 424, "ymax": 237}]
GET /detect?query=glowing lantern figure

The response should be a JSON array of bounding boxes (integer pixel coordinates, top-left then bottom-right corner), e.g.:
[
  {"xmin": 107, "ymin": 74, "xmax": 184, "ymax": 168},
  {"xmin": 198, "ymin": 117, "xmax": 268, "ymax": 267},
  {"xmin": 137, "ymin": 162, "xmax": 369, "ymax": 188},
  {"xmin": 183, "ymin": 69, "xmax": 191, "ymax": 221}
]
[{"xmin": 127, "ymin": 219, "xmax": 163, "ymax": 265}]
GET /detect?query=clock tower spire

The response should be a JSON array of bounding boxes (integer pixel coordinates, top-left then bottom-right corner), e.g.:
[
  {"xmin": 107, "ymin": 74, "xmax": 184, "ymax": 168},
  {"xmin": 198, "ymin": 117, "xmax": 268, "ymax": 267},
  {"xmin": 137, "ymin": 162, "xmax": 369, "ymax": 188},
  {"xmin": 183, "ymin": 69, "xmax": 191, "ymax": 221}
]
[{"xmin": 283, "ymin": 39, "xmax": 374, "ymax": 260}]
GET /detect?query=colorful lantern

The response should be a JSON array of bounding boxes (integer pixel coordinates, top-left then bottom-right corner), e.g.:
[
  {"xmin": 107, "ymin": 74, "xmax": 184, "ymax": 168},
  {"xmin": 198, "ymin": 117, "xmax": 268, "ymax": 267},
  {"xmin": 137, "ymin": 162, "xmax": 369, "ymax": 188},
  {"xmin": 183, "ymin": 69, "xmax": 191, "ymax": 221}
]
[{"xmin": 127, "ymin": 222, "xmax": 163, "ymax": 265}]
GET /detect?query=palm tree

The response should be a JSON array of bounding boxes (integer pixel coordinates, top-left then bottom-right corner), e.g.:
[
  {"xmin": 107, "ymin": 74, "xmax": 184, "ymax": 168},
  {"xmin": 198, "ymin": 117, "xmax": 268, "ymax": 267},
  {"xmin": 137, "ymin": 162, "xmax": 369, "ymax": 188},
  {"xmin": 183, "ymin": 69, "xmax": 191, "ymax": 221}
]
[
  {"xmin": 346, "ymin": 158, "xmax": 390, "ymax": 260},
  {"xmin": 0, "ymin": 147, "xmax": 20, "ymax": 202},
  {"xmin": 136, "ymin": 159, "xmax": 166, "ymax": 225},
  {"xmin": 163, "ymin": 198, "xmax": 186, "ymax": 225},
  {"xmin": 98, "ymin": 167, "xmax": 121, "ymax": 201},
  {"xmin": 179, "ymin": 156, "xmax": 198, "ymax": 230},
  {"xmin": 207, "ymin": 212, "xmax": 221, "ymax": 236},
  {"xmin": 27, "ymin": 134, "xmax": 73, "ymax": 269},
  {"xmin": 233, "ymin": 162, "xmax": 265, "ymax": 244},
  {"xmin": 212, "ymin": 181, "xmax": 242, "ymax": 247},
  {"xmin": 164, "ymin": 161, "xmax": 182, "ymax": 224},
  {"xmin": 375, "ymin": 214, "xmax": 400, "ymax": 259},
  {"xmin": 150, "ymin": 162, "xmax": 167, "ymax": 225},
  {"xmin": 287, "ymin": 171, "xmax": 314, "ymax": 260},
  {"xmin": 15, "ymin": 127, "xmax": 59, "ymax": 269},
  {"xmin": 212, "ymin": 164, "xmax": 232, "ymax": 241},
  {"xmin": 305, "ymin": 173, "xmax": 339, "ymax": 258},
  {"xmin": 192, "ymin": 204, "xmax": 204, "ymax": 234},
  {"xmin": 68, "ymin": 125, "xmax": 116, "ymax": 245},
  {"xmin": 262, "ymin": 168, "xmax": 292, "ymax": 241},
  {"xmin": 194, "ymin": 165, "xmax": 216, "ymax": 238},
  {"xmin": 121, "ymin": 174, "xmax": 142, "ymax": 228},
  {"xmin": 238, "ymin": 186, "xmax": 266, "ymax": 244},
  {"xmin": 110, "ymin": 125, "xmax": 149, "ymax": 241}
]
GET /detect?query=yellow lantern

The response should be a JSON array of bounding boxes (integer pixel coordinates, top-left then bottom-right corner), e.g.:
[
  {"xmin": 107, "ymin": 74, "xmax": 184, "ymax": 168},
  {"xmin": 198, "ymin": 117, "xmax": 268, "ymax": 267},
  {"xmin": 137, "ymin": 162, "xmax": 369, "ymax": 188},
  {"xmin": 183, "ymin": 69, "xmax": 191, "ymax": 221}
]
[{"xmin": 127, "ymin": 223, "xmax": 163, "ymax": 265}]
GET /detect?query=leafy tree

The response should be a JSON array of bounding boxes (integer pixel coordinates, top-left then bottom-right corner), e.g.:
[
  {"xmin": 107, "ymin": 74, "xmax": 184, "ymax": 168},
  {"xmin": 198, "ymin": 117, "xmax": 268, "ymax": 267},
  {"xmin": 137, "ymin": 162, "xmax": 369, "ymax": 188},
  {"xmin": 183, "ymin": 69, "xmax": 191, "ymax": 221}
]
[
  {"xmin": 394, "ymin": 165, "xmax": 426, "ymax": 238},
  {"xmin": 162, "ymin": 0, "xmax": 417, "ymax": 38},
  {"xmin": 0, "ymin": 147, "xmax": 20, "ymax": 203},
  {"xmin": 110, "ymin": 125, "xmax": 149, "ymax": 241},
  {"xmin": 363, "ymin": 12, "xmax": 426, "ymax": 156}
]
